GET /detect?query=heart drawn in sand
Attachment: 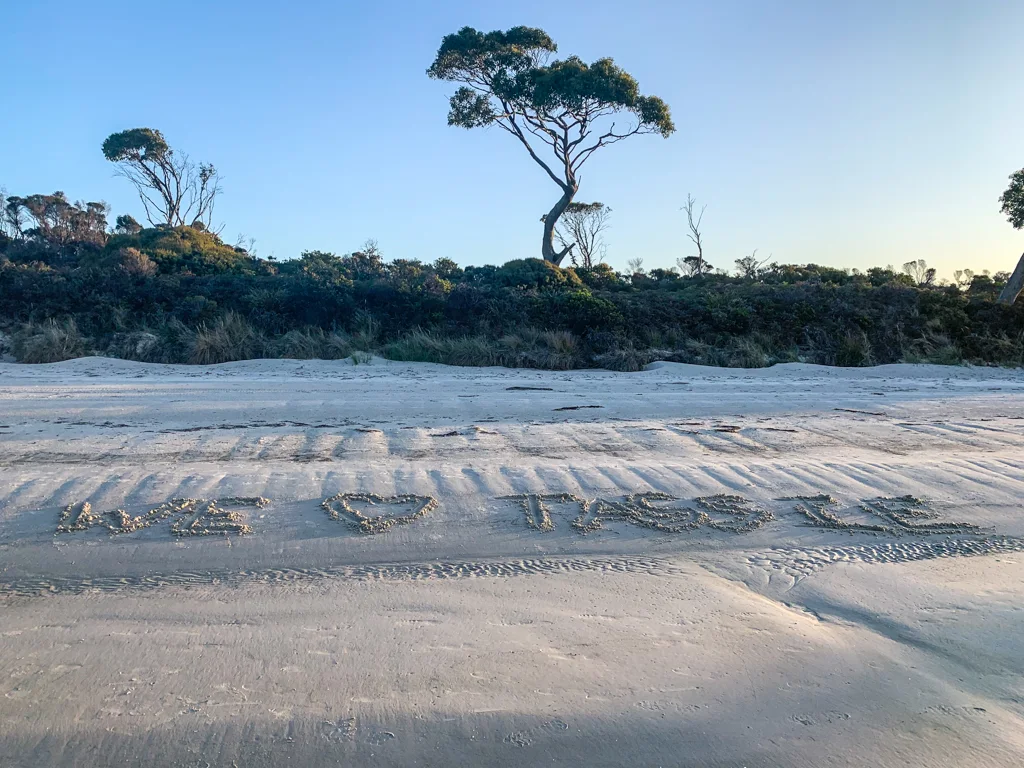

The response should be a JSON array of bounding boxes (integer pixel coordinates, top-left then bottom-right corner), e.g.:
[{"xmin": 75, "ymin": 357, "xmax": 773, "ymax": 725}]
[{"xmin": 320, "ymin": 493, "xmax": 439, "ymax": 534}]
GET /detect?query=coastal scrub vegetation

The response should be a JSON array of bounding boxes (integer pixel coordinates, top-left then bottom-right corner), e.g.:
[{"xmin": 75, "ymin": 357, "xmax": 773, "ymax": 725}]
[{"xmin": 2, "ymin": 202, "xmax": 1024, "ymax": 368}]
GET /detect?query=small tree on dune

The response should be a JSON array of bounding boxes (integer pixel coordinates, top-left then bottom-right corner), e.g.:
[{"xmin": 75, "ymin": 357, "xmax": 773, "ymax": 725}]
[
  {"xmin": 102, "ymin": 128, "xmax": 221, "ymax": 229},
  {"xmin": 902, "ymin": 259, "xmax": 936, "ymax": 286},
  {"xmin": 735, "ymin": 250, "xmax": 770, "ymax": 279},
  {"xmin": 997, "ymin": 168, "xmax": 1024, "ymax": 304},
  {"xmin": 543, "ymin": 201, "xmax": 611, "ymax": 268},
  {"xmin": 2, "ymin": 192, "xmax": 109, "ymax": 261},
  {"xmin": 952, "ymin": 269, "xmax": 974, "ymax": 289},
  {"xmin": 427, "ymin": 26, "xmax": 674, "ymax": 264}
]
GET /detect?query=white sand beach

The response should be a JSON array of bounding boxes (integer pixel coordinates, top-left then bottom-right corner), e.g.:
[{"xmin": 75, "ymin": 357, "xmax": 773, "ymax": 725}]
[{"xmin": 2, "ymin": 358, "xmax": 1024, "ymax": 766}]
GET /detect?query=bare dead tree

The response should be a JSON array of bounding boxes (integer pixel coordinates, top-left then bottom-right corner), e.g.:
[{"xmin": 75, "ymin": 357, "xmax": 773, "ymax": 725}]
[
  {"xmin": 233, "ymin": 233, "xmax": 257, "ymax": 256},
  {"xmin": 682, "ymin": 194, "xmax": 708, "ymax": 276},
  {"xmin": 626, "ymin": 256, "xmax": 645, "ymax": 275},
  {"xmin": 952, "ymin": 269, "xmax": 974, "ymax": 289},
  {"xmin": 102, "ymin": 128, "xmax": 221, "ymax": 229},
  {"xmin": 902, "ymin": 259, "xmax": 936, "ymax": 286},
  {"xmin": 545, "ymin": 202, "xmax": 611, "ymax": 268}
]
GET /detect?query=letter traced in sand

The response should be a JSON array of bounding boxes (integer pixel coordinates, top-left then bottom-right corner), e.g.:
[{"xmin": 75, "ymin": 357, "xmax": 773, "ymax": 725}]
[
  {"xmin": 504, "ymin": 493, "xmax": 773, "ymax": 535},
  {"xmin": 50, "ymin": 492, "xmax": 988, "ymax": 540},
  {"xmin": 55, "ymin": 497, "xmax": 269, "ymax": 537},
  {"xmin": 168, "ymin": 497, "xmax": 268, "ymax": 536},
  {"xmin": 780, "ymin": 495, "xmax": 984, "ymax": 535},
  {"xmin": 321, "ymin": 493, "xmax": 439, "ymax": 534}
]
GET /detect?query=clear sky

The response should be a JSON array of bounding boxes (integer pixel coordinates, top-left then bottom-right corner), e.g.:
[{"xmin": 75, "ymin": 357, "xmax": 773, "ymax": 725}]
[{"xmin": 2, "ymin": 0, "xmax": 1022, "ymax": 278}]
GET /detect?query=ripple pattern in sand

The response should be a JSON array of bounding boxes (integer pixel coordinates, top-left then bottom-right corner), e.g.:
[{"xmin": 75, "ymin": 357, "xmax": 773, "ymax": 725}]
[
  {"xmin": 0, "ymin": 555, "xmax": 684, "ymax": 598},
  {"xmin": 747, "ymin": 536, "xmax": 1024, "ymax": 578}
]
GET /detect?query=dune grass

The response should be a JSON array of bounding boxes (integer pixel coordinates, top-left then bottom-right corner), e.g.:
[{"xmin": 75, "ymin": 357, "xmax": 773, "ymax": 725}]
[
  {"xmin": 12, "ymin": 319, "xmax": 89, "ymax": 364},
  {"xmin": 4, "ymin": 313, "xmax": 1003, "ymax": 370}
]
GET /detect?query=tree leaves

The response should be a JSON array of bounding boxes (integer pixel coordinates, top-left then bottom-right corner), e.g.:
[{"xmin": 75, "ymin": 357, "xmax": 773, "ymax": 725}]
[
  {"xmin": 101, "ymin": 128, "xmax": 170, "ymax": 163},
  {"xmin": 999, "ymin": 168, "xmax": 1024, "ymax": 230},
  {"xmin": 448, "ymin": 86, "xmax": 497, "ymax": 128}
]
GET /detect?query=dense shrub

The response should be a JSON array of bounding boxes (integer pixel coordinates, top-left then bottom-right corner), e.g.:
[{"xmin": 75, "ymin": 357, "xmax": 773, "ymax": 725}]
[
  {"xmin": 2, "ymin": 250, "xmax": 1024, "ymax": 369},
  {"xmin": 105, "ymin": 226, "xmax": 257, "ymax": 276}
]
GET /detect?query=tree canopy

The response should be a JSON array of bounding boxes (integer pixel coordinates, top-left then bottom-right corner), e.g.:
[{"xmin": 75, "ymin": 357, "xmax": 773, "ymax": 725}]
[
  {"xmin": 997, "ymin": 168, "xmax": 1024, "ymax": 304},
  {"xmin": 428, "ymin": 26, "xmax": 674, "ymax": 264},
  {"xmin": 2, "ymin": 191, "xmax": 108, "ymax": 261},
  {"xmin": 1000, "ymin": 168, "xmax": 1024, "ymax": 230}
]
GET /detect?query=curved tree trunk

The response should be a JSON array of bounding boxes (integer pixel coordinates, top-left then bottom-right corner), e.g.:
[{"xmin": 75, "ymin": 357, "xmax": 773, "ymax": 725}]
[
  {"xmin": 997, "ymin": 252, "xmax": 1024, "ymax": 305},
  {"xmin": 542, "ymin": 184, "xmax": 578, "ymax": 265}
]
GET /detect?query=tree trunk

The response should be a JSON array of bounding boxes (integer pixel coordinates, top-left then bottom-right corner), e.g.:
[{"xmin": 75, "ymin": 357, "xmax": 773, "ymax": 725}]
[
  {"xmin": 542, "ymin": 185, "xmax": 578, "ymax": 265},
  {"xmin": 997, "ymin": 252, "xmax": 1024, "ymax": 305}
]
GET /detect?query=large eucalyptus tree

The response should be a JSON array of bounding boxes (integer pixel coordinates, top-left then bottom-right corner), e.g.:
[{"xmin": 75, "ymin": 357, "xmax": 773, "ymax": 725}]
[
  {"xmin": 428, "ymin": 26, "xmax": 674, "ymax": 264},
  {"xmin": 998, "ymin": 169, "xmax": 1024, "ymax": 304}
]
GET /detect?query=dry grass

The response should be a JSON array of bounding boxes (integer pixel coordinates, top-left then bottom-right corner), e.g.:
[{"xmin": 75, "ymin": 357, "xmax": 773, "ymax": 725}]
[
  {"xmin": 382, "ymin": 328, "xmax": 588, "ymax": 370},
  {"xmin": 106, "ymin": 331, "xmax": 162, "ymax": 362},
  {"xmin": 273, "ymin": 328, "xmax": 354, "ymax": 360},
  {"xmin": 189, "ymin": 313, "xmax": 266, "ymax": 365},
  {"xmin": 904, "ymin": 332, "xmax": 963, "ymax": 366},
  {"xmin": 12, "ymin": 319, "xmax": 90, "ymax": 363},
  {"xmin": 6, "ymin": 313, "xmax": 984, "ymax": 371}
]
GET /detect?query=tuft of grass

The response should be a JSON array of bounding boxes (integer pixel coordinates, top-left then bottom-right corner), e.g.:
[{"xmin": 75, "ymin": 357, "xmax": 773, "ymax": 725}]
[
  {"xmin": 324, "ymin": 332, "xmax": 354, "ymax": 359},
  {"xmin": 904, "ymin": 332, "xmax": 963, "ymax": 366},
  {"xmin": 803, "ymin": 328, "xmax": 874, "ymax": 367},
  {"xmin": 727, "ymin": 336, "xmax": 772, "ymax": 368},
  {"xmin": 13, "ymin": 319, "xmax": 89, "ymax": 363},
  {"xmin": 189, "ymin": 312, "xmax": 265, "ymax": 365},
  {"xmin": 349, "ymin": 351, "xmax": 373, "ymax": 365},
  {"xmin": 381, "ymin": 327, "xmax": 588, "ymax": 370},
  {"xmin": 518, "ymin": 330, "xmax": 583, "ymax": 370},
  {"xmin": 275, "ymin": 328, "xmax": 325, "ymax": 359},
  {"xmin": 834, "ymin": 331, "xmax": 874, "ymax": 367},
  {"xmin": 383, "ymin": 329, "xmax": 448, "ymax": 364},
  {"xmin": 105, "ymin": 331, "xmax": 162, "ymax": 362},
  {"xmin": 445, "ymin": 336, "xmax": 500, "ymax": 367},
  {"xmin": 350, "ymin": 313, "xmax": 379, "ymax": 351},
  {"xmin": 593, "ymin": 346, "xmax": 658, "ymax": 372},
  {"xmin": 268, "ymin": 328, "xmax": 355, "ymax": 360},
  {"xmin": 383, "ymin": 330, "xmax": 501, "ymax": 367}
]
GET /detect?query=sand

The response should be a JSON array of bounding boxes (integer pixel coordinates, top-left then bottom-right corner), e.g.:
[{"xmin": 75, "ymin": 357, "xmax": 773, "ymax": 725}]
[{"xmin": 1, "ymin": 357, "xmax": 1023, "ymax": 766}]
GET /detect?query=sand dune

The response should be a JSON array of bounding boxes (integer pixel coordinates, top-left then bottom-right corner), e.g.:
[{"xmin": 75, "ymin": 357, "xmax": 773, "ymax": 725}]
[{"xmin": 1, "ymin": 358, "xmax": 1023, "ymax": 766}]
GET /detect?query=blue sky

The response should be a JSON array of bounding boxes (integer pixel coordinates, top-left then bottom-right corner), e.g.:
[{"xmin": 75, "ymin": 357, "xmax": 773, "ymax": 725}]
[{"xmin": 2, "ymin": 0, "xmax": 1022, "ymax": 278}]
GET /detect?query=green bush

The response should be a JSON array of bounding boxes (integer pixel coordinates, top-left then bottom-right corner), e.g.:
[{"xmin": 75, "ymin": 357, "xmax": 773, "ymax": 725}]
[
  {"xmin": 106, "ymin": 226, "xmax": 255, "ymax": 276},
  {"xmin": 488, "ymin": 258, "xmax": 583, "ymax": 290}
]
